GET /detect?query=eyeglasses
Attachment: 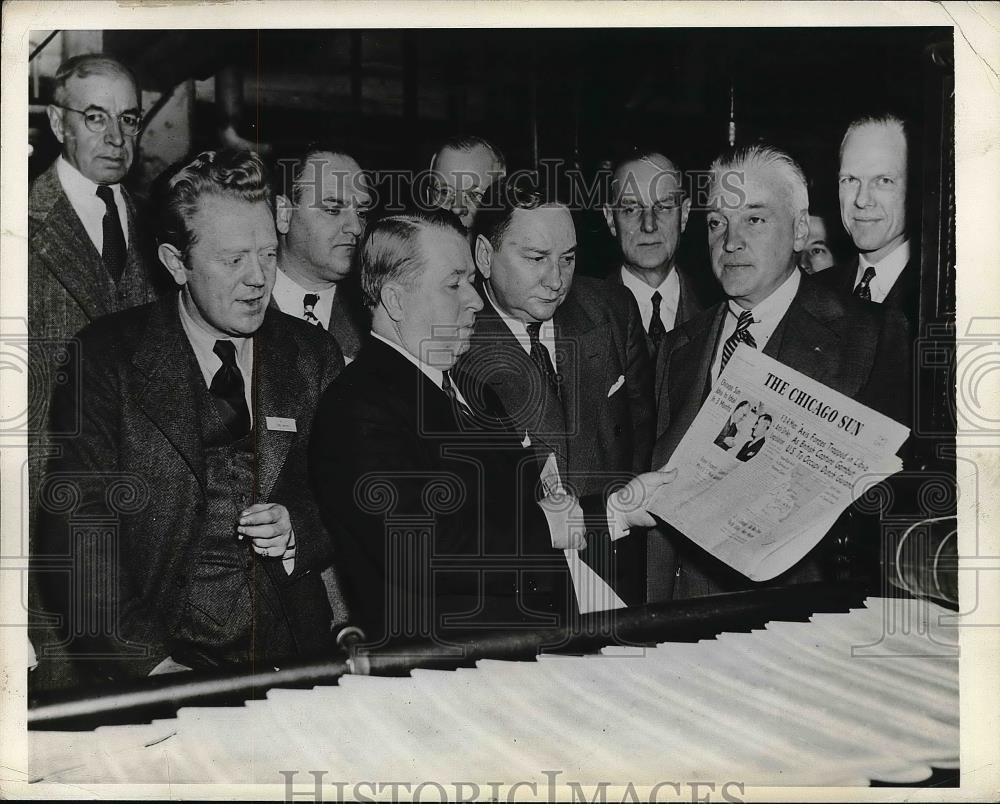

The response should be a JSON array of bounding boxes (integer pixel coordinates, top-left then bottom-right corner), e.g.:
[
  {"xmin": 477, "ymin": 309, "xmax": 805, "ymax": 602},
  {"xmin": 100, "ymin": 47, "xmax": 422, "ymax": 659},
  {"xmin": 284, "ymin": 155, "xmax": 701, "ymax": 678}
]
[{"xmin": 53, "ymin": 104, "xmax": 142, "ymax": 136}]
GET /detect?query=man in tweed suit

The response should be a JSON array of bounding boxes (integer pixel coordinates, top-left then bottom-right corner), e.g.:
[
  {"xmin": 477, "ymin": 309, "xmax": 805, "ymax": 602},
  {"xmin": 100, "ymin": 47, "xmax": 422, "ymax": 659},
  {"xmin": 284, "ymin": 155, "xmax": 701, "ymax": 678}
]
[
  {"xmin": 33, "ymin": 150, "xmax": 343, "ymax": 689},
  {"xmin": 30, "ymin": 54, "xmax": 161, "ymax": 430},
  {"xmin": 28, "ymin": 55, "xmax": 163, "ymax": 672}
]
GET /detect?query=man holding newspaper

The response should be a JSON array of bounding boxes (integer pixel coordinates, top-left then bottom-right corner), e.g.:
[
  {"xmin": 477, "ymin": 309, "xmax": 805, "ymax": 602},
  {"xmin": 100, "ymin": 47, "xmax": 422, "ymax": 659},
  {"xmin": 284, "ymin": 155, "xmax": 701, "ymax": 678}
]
[{"xmin": 647, "ymin": 144, "xmax": 911, "ymax": 602}]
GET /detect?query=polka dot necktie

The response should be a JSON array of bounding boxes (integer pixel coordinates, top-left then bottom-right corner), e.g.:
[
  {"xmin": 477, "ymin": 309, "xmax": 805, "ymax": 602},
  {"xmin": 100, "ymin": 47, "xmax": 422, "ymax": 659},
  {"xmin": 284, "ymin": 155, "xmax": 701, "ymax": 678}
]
[{"xmin": 854, "ymin": 266, "xmax": 877, "ymax": 301}]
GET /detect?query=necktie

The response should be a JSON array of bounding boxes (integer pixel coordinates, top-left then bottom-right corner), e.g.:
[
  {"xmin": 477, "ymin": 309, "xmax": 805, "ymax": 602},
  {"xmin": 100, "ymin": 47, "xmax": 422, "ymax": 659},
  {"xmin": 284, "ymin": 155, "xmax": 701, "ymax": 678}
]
[
  {"xmin": 526, "ymin": 321, "xmax": 560, "ymax": 398},
  {"xmin": 719, "ymin": 309, "xmax": 757, "ymax": 373},
  {"xmin": 96, "ymin": 185, "xmax": 127, "ymax": 283},
  {"xmin": 302, "ymin": 293, "xmax": 324, "ymax": 326},
  {"xmin": 648, "ymin": 291, "xmax": 667, "ymax": 352},
  {"xmin": 854, "ymin": 265, "xmax": 877, "ymax": 301},
  {"xmin": 210, "ymin": 340, "xmax": 251, "ymax": 440},
  {"xmin": 441, "ymin": 371, "xmax": 473, "ymax": 419}
]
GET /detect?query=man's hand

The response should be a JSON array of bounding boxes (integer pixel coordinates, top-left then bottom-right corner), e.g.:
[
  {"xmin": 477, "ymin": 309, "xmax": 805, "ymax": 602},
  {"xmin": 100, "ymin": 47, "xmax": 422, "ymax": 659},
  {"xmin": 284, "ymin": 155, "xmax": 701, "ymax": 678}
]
[
  {"xmin": 238, "ymin": 503, "xmax": 295, "ymax": 559},
  {"xmin": 609, "ymin": 468, "xmax": 678, "ymax": 529}
]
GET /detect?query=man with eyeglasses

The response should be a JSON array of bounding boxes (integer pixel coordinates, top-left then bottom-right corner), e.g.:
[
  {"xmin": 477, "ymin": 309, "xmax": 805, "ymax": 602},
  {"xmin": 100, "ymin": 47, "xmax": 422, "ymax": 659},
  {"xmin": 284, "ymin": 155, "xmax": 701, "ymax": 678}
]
[
  {"xmin": 30, "ymin": 54, "xmax": 161, "ymax": 420},
  {"xmin": 426, "ymin": 136, "xmax": 506, "ymax": 229},
  {"xmin": 28, "ymin": 55, "xmax": 163, "ymax": 680},
  {"xmin": 603, "ymin": 149, "xmax": 709, "ymax": 358}
]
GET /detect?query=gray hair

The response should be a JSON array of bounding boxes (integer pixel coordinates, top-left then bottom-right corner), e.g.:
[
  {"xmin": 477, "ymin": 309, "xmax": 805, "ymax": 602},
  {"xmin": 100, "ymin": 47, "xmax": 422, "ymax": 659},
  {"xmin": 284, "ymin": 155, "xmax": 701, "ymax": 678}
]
[
  {"xmin": 710, "ymin": 143, "xmax": 809, "ymax": 218},
  {"xmin": 52, "ymin": 53, "xmax": 138, "ymax": 107}
]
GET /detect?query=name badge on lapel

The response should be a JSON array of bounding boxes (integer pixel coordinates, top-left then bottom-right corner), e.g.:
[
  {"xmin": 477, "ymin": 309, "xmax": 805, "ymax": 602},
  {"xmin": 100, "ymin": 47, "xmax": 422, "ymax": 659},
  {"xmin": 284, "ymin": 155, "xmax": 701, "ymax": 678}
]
[{"xmin": 266, "ymin": 416, "xmax": 297, "ymax": 432}]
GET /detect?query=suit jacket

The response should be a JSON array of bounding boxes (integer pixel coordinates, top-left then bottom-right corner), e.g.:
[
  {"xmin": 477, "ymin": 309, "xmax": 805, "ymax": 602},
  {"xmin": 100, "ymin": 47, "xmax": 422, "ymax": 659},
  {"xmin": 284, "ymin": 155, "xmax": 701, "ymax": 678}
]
[
  {"xmin": 606, "ymin": 264, "xmax": 707, "ymax": 354},
  {"xmin": 270, "ymin": 278, "xmax": 368, "ymax": 361},
  {"xmin": 457, "ymin": 276, "xmax": 654, "ymax": 495},
  {"xmin": 33, "ymin": 297, "xmax": 344, "ymax": 687},
  {"xmin": 649, "ymin": 275, "xmax": 911, "ymax": 601},
  {"xmin": 455, "ymin": 277, "xmax": 654, "ymax": 605},
  {"xmin": 310, "ymin": 338, "xmax": 616, "ymax": 645},
  {"xmin": 819, "ymin": 252, "xmax": 920, "ymax": 329}
]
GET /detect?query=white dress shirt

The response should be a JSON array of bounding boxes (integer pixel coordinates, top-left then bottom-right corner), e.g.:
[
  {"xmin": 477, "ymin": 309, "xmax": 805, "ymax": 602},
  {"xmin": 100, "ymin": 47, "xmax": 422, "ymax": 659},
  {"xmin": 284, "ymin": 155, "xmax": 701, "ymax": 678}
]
[
  {"xmin": 178, "ymin": 293, "xmax": 254, "ymax": 425},
  {"xmin": 855, "ymin": 240, "xmax": 910, "ymax": 303},
  {"xmin": 272, "ymin": 267, "xmax": 337, "ymax": 328},
  {"xmin": 484, "ymin": 285, "xmax": 557, "ymax": 366},
  {"xmin": 711, "ymin": 269, "xmax": 801, "ymax": 383},
  {"xmin": 620, "ymin": 265, "xmax": 680, "ymax": 333},
  {"xmin": 56, "ymin": 155, "xmax": 129, "ymax": 254}
]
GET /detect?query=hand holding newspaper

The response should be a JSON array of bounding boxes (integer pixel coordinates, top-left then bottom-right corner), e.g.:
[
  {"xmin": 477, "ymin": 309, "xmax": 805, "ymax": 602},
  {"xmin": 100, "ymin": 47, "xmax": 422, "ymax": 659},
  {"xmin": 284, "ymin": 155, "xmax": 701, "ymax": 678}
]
[{"xmin": 648, "ymin": 345, "xmax": 909, "ymax": 581}]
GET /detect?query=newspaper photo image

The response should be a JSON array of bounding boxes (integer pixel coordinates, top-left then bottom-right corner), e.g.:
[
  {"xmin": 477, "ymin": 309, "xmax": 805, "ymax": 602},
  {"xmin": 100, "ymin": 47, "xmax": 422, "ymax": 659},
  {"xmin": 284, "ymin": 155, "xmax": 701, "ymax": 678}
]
[{"xmin": 647, "ymin": 345, "xmax": 910, "ymax": 581}]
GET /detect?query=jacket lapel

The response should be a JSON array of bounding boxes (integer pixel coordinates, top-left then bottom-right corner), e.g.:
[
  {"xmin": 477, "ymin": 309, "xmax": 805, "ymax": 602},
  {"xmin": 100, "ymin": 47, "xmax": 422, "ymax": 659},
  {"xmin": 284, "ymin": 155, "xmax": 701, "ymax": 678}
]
[
  {"xmin": 553, "ymin": 290, "xmax": 605, "ymax": 477},
  {"xmin": 253, "ymin": 311, "xmax": 307, "ymax": 502},
  {"xmin": 465, "ymin": 302, "xmax": 568, "ymax": 462},
  {"xmin": 653, "ymin": 304, "xmax": 724, "ymax": 467},
  {"xmin": 30, "ymin": 165, "xmax": 115, "ymax": 322},
  {"xmin": 767, "ymin": 279, "xmax": 841, "ymax": 387},
  {"xmin": 130, "ymin": 296, "xmax": 207, "ymax": 486},
  {"xmin": 328, "ymin": 288, "xmax": 363, "ymax": 359}
]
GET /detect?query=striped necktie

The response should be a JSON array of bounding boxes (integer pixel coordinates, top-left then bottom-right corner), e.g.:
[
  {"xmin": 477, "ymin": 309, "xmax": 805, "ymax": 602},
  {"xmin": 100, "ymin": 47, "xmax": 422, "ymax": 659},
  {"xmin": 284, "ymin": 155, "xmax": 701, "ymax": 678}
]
[{"xmin": 720, "ymin": 309, "xmax": 757, "ymax": 373}]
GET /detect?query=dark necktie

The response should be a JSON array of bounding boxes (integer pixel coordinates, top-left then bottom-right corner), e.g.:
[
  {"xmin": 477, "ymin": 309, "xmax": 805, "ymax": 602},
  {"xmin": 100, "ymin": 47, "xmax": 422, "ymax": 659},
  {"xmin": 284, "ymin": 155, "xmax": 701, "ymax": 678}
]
[
  {"xmin": 526, "ymin": 321, "xmax": 560, "ymax": 398},
  {"xmin": 441, "ymin": 370, "xmax": 473, "ymax": 419},
  {"xmin": 303, "ymin": 293, "xmax": 324, "ymax": 326},
  {"xmin": 854, "ymin": 265, "xmax": 877, "ymax": 301},
  {"xmin": 648, "ymin": 291, "xmax": 667, "ymax": 352},
  {"xmin": 96, "ymin": 185, "xmax": 127, "ymax": 283},
  {"xmin": 719, "ymin": 309, "xmax": 757, "ymax": 373},
  {"xmin": 210, "ymin": 340, "xmax": 251, "ymax": 440}
]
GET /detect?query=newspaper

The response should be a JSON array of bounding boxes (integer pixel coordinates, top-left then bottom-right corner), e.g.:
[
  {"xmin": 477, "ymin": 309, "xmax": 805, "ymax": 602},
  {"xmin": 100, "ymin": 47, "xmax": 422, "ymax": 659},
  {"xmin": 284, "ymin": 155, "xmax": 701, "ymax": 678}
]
[{"xmin": 647, "ymin": 345, "xmax": 909, "ymax": 581}]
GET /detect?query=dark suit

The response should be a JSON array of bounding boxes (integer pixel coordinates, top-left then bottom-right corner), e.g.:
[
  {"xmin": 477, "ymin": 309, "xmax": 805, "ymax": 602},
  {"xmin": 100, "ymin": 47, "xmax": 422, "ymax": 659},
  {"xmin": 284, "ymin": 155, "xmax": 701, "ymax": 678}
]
[
  {"xmin": 649, "ymin": 275, "xmax": 911, "ymax": 601},
  {"xmin": 455, "ymin": 276, "xmax": 654, "ymax": 604},
  {"xmin": 271, "ymin": 277, "xmax": 368, "ymax": 361},
  {"xmin": 310, "ymin": 338, "xmax": 616, "ymax": 645},
  {"xmin": 458, "ymin": 276, "xmax": 654, "ymax": 494},
  {"xmin": 606, "ymin": 265, "xmax": 707, "ymax": 355},
  {"xmin": 33, "ymin": 297, "xmax": 344, "ymax": 688},
  {"xmin": 819, "ymin": 251, "xmax": 920, "ymax": 329}
]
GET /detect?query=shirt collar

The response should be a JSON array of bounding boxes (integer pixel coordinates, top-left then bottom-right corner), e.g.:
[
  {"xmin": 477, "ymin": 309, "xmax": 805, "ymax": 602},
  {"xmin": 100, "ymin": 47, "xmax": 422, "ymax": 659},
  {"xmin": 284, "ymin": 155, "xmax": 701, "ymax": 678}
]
[
  {"xmin": 727, "ymin": 268, "xmax": 801, "ymax": 324},
  {"xmin": 859, "ymin": 239, "xmax": 910, "ymax": 274},
  {"xmin": 177, "ymin": 290, "xmax": 252, "ymax": 365},
  {"xmin": 56, "ymin": 155, "xmax": 121, "ymax": 203},
  {"xmin": 484, "ymin": 283, "xmax": 554, "ymax": 348},
  {"xmin": 371, "ymin": 330, "xmax": 447, "ymax": 390},
  {"xmin": 619, "ymin": 265, "xmax": 679, "ymax": 299}
]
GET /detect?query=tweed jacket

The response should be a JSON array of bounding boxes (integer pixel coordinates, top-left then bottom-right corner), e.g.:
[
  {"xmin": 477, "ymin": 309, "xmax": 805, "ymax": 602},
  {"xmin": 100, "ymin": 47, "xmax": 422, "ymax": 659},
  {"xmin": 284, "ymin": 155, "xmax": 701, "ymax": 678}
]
[
  {"xmin": 34, "ymin": 296, "xmax": 345, "ymax": 685},
  {"xmin": 28, "ymin": 162, "xmax": 162, "ymax": 433}
]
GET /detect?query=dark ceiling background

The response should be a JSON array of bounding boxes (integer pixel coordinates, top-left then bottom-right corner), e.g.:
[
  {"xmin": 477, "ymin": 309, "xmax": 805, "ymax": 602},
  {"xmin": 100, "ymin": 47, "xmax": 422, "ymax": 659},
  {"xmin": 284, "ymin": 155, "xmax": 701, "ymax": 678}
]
[{"xmin": 30, "ymin": 26, "xmax": 952, "ymax": 276}]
